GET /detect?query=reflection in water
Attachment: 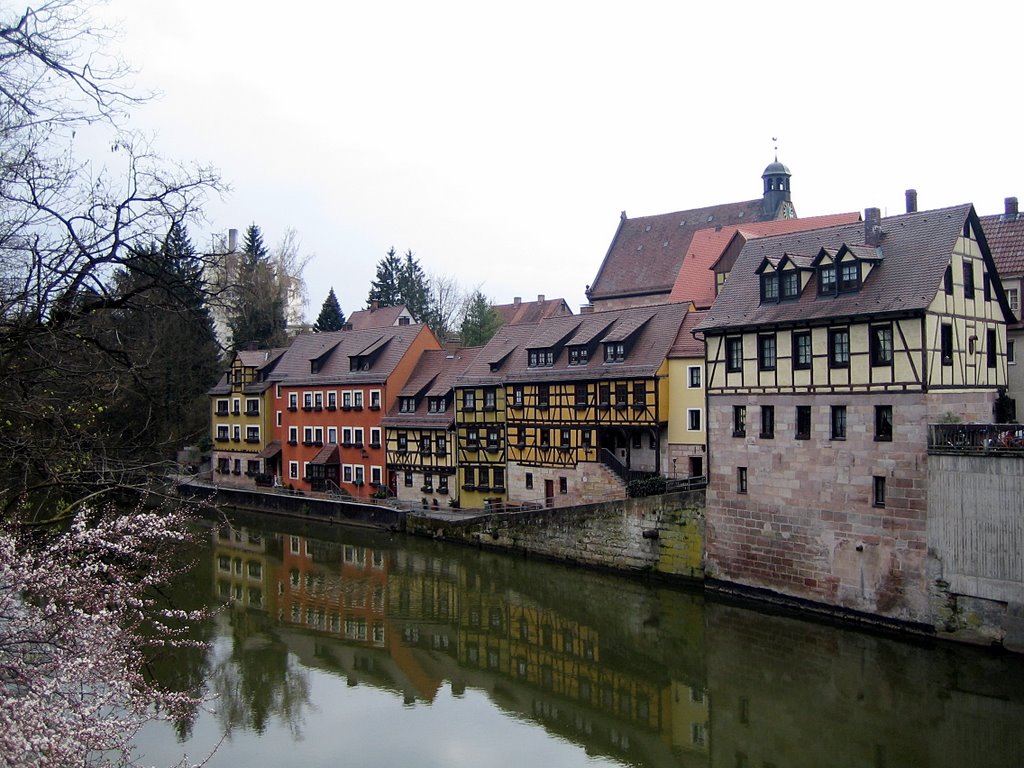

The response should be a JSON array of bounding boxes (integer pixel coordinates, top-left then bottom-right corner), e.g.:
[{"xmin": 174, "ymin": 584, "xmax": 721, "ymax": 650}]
[{"xmin": 142, "ymin": 512, "xmax": 1024, "ymax": 767}]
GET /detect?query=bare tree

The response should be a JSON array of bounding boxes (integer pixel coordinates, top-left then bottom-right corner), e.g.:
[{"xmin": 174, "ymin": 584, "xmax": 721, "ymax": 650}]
[
  {"xmin": 424, "ymin": 271, "xmax": 466, "ymax": 343},
  {"xmin": 271, "ymin": 227, "xmax": 311, "ymax": 329}
]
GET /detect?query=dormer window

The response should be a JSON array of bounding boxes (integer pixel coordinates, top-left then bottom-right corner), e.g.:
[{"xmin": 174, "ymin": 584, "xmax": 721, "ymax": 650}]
[
  {"xmin": 780, "ymin": 271, "xmax": 800, "ymax": 299},
  {"xmin": 349, "ymin": 356, "xmax": 371, "ymax": 371},
  {"xmin": 428, "ymin": 397, "xmax": 446, "ymax": 413},
  {"xmin": 604, "ymin": 342, "xmax": 626, "ymax": 363},
  {"xmin": 528, "ymin": 349, "xmax": 555, "ymax": 368},
  {"xmin": 819, "ymin": 264, "xmax": 837, "ymax": 294},
  {"xmin": 399, "ymin": 397, "xmax": 415, "ymax": 413},
  {"xmin": 568, "ymin": 346, "xmax": 589, "ymax": 365},
  {"xmin": 839, "ymin": 261, "xmax": 860, "ymax": 293},
  {"xmin": 761, "ymin": 273, "xmax": 779, "ymax": 302}
]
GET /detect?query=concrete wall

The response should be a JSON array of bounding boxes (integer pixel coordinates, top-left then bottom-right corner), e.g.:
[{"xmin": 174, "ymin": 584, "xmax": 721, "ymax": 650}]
[
  {"xmin": 928, "ymin": 452, "xmax": 1024, "ymax": 650},
  {"xmin": 408, "ymin": 490, "xmax": 705, "ymax": 581}
]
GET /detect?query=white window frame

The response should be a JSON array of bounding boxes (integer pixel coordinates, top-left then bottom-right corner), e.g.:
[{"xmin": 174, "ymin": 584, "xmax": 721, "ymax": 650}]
[
  {"xmin": 289, "ymin": 461, "xmax": 299, "ymax": 480},
  {"xmin": 354, "ymin": 390, "xmax": 364, "ymax": 408},
  {"xmin": 371, "ymin": 465, "xmax": 382, "ymax": 485},
  {"xmin": 687, "ymin": 408, "xmax": 702, "ymax": 431},
  {"xmin": 687, "ymin": 365, "xmax": 702, "ymax": 388},
  {"xmin": 327, "ymin": 427, "xmax": 337, "ymax": 444},
  {"xmin": 371, "ymin": 427, "xmax": 381, "ymax": 447},
  {"xmin": 303, "ymin": 427, "xmax": 314, "ymax": 444},
  {"xmin": 343, "ymin": 464, "xmax": 353, "ymax": 483},
  {"xmin": 288, "ymin": 426, "xmax": 298, "ymax": 443},
  {"xmin": 370, "ymin": 389, "xmax": 381, "ymax": 408},
  {"xmin": 354, "ymin": 465, "xmax": 365, "ymax": 485},
  {"xmin": 276, "ymin": 410, "xmax": 282, "ymax": 427},
  {"xmin": 303, "ymin": 391, "xmax": 313, "ymax": 408}
]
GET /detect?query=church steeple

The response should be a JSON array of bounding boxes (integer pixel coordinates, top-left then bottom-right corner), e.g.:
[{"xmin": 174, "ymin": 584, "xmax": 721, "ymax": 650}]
[{"xmin": 761, "ymin": 143, "xmax": 794, "ymax": 219}]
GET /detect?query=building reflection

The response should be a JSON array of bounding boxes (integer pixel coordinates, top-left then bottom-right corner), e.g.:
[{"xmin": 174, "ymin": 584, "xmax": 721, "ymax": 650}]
[{"xmin": 209, "ymin": 520, "xmax": 709, "ymax": 765}]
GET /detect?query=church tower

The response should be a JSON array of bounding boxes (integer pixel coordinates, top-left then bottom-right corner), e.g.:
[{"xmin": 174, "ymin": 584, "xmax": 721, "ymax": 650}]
[{"xmin": 761, "ymin": 155, "xmax": 795, "ymax": 220}]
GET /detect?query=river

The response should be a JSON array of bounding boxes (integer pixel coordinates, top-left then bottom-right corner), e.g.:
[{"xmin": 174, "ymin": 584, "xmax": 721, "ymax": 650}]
[{"xmin": 133, "ymin": 510, "xmax": 1024, "ymax": 767}]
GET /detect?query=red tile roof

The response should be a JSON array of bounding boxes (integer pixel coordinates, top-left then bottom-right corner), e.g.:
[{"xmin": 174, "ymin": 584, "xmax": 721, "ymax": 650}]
[
  {"xmin": 667, "ymin": 212, "xmax": 862, "ymax": 308},
  {"xmin": 588, "ymin": 199, "xmax": 769, "ymax": 302},
  {"xmin": 347, "ymin": 304, "xmax": 412, "ymax": 330},
  {"xmin": 981, "ymin": 214, "xmax": 1024, "ymax": 277}
]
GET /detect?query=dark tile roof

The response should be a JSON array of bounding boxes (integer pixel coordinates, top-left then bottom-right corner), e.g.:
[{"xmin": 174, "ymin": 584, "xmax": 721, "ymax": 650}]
[
  {"xmin": 265, "ymin": 324, "xmax": 432, "ymax": 386},
  {"xmin": 588, "ymin": 199, "xmax": 769, "ymax": 301},
  {"xmin": 668, "ymin": 309, "xmax": 707, "ymax": 358},
  {"xmin": 347, "ymin": 304, "xmax": 411, "ymax": 329},
  {"xmin": 456, "ymin": 302, "xmax": 691, "ymax": 385},
  {"xmin": 980, "ymin": 213, "xmax": 1024, "ymax": 277},
  {"xmin": 382, "ymin": 347, "xmax": 482, "ymax": 428},
  {"xmin": 493, "ymin": 297, "xmax": 573, "ymax": 325},
  {"xmin": 697, "ymin": 204, "xmax": 979, "ymax": 334},
  {"xmin": 667, "ymin": 212, "xmax": 862, "ymax": 309}
]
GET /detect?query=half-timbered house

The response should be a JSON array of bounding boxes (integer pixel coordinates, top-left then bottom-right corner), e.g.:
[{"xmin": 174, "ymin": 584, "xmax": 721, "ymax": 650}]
[
  {"xmin": 981, "ymin": 196, "xmax": 1024, "ymax": 414},
  {"xmin": 209, "ymin": 348, "xmax": 286, "ymax": 487},
  {"xmin": 382, "ymin": 346, "xmax": 480, "ymax": 506},
  {"xmin": 695, "ymin": 203, "xmax": 1014, "ymax": 625}
]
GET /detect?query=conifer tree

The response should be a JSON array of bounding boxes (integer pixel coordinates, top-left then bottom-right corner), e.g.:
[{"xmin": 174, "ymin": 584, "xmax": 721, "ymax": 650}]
[
  {"xmin": 314, "ymin": 287, "xmax": 346, "ymax": 332},
  {"xmin": 228, "ymin": 223, "xmax": 288, "ymax": 349},
  {"xmin": 460, "ymin": 289, "xmax": 502, "ymax": 346}
]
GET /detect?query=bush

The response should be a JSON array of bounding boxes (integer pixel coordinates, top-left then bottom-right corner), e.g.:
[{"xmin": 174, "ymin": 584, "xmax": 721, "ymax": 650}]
[{"xmin": 626, "ymin": 475, "xmax": 667, "ymax": 498}]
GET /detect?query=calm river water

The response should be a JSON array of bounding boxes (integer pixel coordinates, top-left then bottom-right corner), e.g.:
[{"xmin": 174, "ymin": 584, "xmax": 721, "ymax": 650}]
[{"xmin": 134, "ymin": 511, "xmax": 1024, "ymax": 767}]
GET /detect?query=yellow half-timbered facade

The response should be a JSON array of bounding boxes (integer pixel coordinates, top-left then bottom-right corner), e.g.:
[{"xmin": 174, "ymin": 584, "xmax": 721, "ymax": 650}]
[
  {"xmin": 696, "ymin": 204, "xmax": 1014, "ymax": 626},
  {"xmin": 383, "ymin": 347, "xmax": 480, "ymax": 507},
  {"xmin": 455, "ymin": 304, "xmax": 691, "ymax": 508},
  {"xmin": 208, "ymin": 349, "xmax": 285, "ymax": 487}
]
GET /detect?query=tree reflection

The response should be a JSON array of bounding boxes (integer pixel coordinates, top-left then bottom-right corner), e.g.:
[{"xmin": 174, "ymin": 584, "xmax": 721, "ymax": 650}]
[{"xmin": 210, "ymin": 608, "xmax": 312, "ymax": 738}]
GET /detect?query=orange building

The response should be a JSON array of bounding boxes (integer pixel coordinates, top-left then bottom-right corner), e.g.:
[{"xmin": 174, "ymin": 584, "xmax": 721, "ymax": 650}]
[{"xmin": 266, "ymin": 323, "xmax": 440, "ymax": 498}]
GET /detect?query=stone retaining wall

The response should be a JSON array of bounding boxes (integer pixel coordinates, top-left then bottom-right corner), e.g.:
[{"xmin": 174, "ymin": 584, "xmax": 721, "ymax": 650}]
[{"xmin": 408, "ymin": 490, "xmax": 705, "ymax": 580}]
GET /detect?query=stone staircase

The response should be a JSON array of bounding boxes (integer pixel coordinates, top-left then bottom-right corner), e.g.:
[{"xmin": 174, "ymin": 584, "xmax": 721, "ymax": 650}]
[{"xmin": 577, "ymin": 461, "xmax": 627, "ymax": 503}]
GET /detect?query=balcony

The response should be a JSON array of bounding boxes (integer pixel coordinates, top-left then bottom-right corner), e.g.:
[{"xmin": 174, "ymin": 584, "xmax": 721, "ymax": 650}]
[{"xmin": 928, "ymin": 423, "xmax": 1024, "ymax": 455}]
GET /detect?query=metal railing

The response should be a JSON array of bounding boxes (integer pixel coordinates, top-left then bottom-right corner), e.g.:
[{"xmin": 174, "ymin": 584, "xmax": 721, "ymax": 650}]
[{"xmin": 928, "ymin": 423, "xmax": 1024, "ymax": 454}]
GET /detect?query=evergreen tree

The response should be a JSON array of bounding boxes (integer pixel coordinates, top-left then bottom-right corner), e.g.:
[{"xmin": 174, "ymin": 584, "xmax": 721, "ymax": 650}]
[
  {"xmin": 314, "ymin": 287, "xmax": 346, "ymax": 332},
  {"xmin": 228, "ymin": 223, "xmax": 288, "ymax": 349},
  {"xmin": 398, "ymin": 249, "xmax": 430, "ymax": 322},
  {"xmin": 366, "ymin": 247, "xmax": 404, "ymax": 308},
  {"xmin": 460, "ymin": 289, "xmax": 502, "ymax": 347}
]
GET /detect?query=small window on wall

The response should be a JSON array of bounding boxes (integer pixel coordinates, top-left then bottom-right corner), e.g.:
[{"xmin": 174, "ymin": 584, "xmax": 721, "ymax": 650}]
[
  {"xmin": 873, "ymin": 476, "xmax": 887, "ymax": 508},
  {"xmin": 688, "ymin": 409, "xmax": 701, "ymax": 431},
  {"xmin": 795, "ymin": 405, "xmax": 811, "ymax": 440},
  {"xmin": 688, "ymin": 366, "xmax": 701, "ymax": 388},
  {"xmin": 525, "ymin": 472, "xmax": 533, "ymax": 490},
  {"xmin": 760, "ymin": 406, "xmax": 774, "ymax": 439},
  {"xmin": 737, "ymin": 467, "xmax": 747, "ymax": 494},
  {"xmin": 831, "ymin": 405, "xmax": 847, "ymax": 440},
  {"xmin": 726, "ymin": 337, "xmax": 743, "ymax": 373},
  {"xmin": 874, "ymin": 405, "xmax": 893, "ymax": 441},
  {"xmin": 986, "ymin": 329, "xmax": 997, "ymax": 369},
  {"xmin": 941, "ymin": 324, "xmax": 953, "ymax": 365},
  {"xmin": 733, "ymin": 405, "xmax": 746, "ymax": 437}
]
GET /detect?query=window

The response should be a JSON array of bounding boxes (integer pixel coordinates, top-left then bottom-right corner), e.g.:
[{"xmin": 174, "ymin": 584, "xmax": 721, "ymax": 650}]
[
  {"xmin": 761, "ymin": 272, "xmax": 779, "ymax": 302},
  {"xmin": 570, "ymin": 346, "xmax": 589, "ymax": 365},
  {"xmin": 560, "ymin": 429, "xmax": 571, "ymax": 448},
  {"xmin": 463, "ymin": 390, "xmax": 475, "ymax": 411},
  {"xmin": 873, "ymin": 476, "xmax": 887, "ymax": 508},
  {"xmin": 604, "ymin": 342, "xmax": 626, "ymax": 362},
  {"xmin": 780, "ymin": 271, "xmax": 800, "ymax": 299},
  {"xmin": 839, "ymin": 261, "xmax": 860, "ymax": 292},
  {"xmin": 758, "ymin": 334, "xmax": 777, "ymax": 371},
  {"xmin": 559, "ymin": 477, "xmax": 567, "ymax": 494},
  {"xmin": 792, "ymin": 331, "xmax": 812, "ymax": 370},
  {"xmin": 399, "ymin": 397, "xmax": 415, "ymax": 413},
  {"xmin": 289, "ymin": 461, "xmax": 298, "ymax": 480},
  {"xmin": 733, "ymin": 405, "xmax": 746, "ymax": 437},
  {"xmin": 232, "ymin": 398, "xmax": 240, "ymax": 415},
  {"xmin": 288, "ymin": 392, "xmax": 298, "ymax": 411},
  {"xmin": 528, "ymin": 349, "xmax": 555, "ymax": 367},
  {"xmin": 353, "ymin": 391, "xmax": 364, "ymax": 409},
  {"xmin": 370, "ymin": 390, "xmax": 381, "ymax": 409},
  {"xmin": 246, "ymin": 426, "xmax": 260, "ymax": 443},
  {"xmin": 245, "ymin": 398, "xmax": 260, "ymax": 416},
  {"xmin": 466, "ymin": 427, "xmax": 479, "ymax": 449},
  {"xmin": 232, "ymin": 425, "xmax": 241, "ymax": 442},
  {"xmin": 941, "ymin": 323, "xmax": 953, "ymax": 365},
  {"xmin": 404, "ymin": 471, "xmax": 413, "ymax": 487},
  {"xmin": 327, "ymin": 391, "xmax": 337, "ymax": 409},
  {"xmin": 484, "ymin": 388, "xmax": 497, "ymax": 410},
  {"xmin": 288, "ymin": 426, "xmax": 298, "ymax": 445},
  {"xmin": 353, "ymin": 465, "xmax": 364, "ymax": 486},
  {"xmin": 987, "ymin": 328, "xmax": 998, "ymax": 369},
  {"xmin": 420, "ymin": 435, "xmax": 431, "ymax": 455},
  {"xmin": 537, "ymin": 384, "xmax": 549, "ymax": 409},
  {"xmin": 397, "ymin": 432, "xmax": 408, "ymax": 453},
  {"xmin": 819, "ymin": 263, "xmax": 836, "ymax": 294},
  {"xmin": 342, "ymin": 391, "xmax": 352, "ymax": 409},
  {"xmin": 829, "ymin": 328, "xmax": 850, "ymax": 368},
  {"xmin": 737, "ymin": 467, "xmax": 747, "ymax": 494},
  {"xmin": 539, "ymin": 429, "xmax": 550, "ymax": 448},
  {"xmin": 342, "ymin": 427, "xmax": 352, "ymax": 446},
  {"xmin": 276, "ymin": 410, "xmax": 282, "ymax": 427},
  {"xmin": 598, "ymin": 383, "xmax": 611, "ymax": 407},
  {"xmin": 831, "ymin": 405, "xmax": 847, "ymax": 440},
  {"xmin": 760, "ymin": 405, "xmax": 774, "ymax": 439},
  {"xmin": 493, "ymin": 467, "xmax": 505, "ymax": 491},
  {"xmin": 477, "ymin": 467, "xmax": 489, "ymax": 490},
  {"xmin": 575, "ymin": 383, "xmax": 588, "ymax": 407},
  {"xmin": 1009, "ymin": 339, "xmax": 1016, "ymax": 365},
  {"xmin": 875, "ymin": 405, "xmax": 893, "ymax": 441},
  {"xmin": 688, "ymin": 408, "xmax": 701, "ymax": 431},
  {"xmin": 633, "ymin": 381, "xmax": 646, "ymax": 408},
  {"xmin": 487, "ymin": 427, "xmax": 500, "ymax": 451},
  {"xmin": 512, "ymin": 386, "xmax": 524, "ymax": 407},
  {"xmin": 428, "ymin": 397, "xmax": 445, "ymax": 413},
  {"xmin": 963, "ymin": 261, "xmax": 975, "ymax": 299},
  {"xmin": 216, "ymin": 398, "xmax": 229, "ymax": 416},
  {"xmin": 303, "ymin": 392, "xmax": 313, "ymax": 410},
  {"xmin": 615, "ymin": 383, "xmax": 628, "ymax": 407},
  {"xmin": 870, "ymin": 325, "xmax": 894, "ymax": 366},
  {"xmin": 314, "ymin": 427, "xmax": 324, "ymax": 446},
  {"xmin": 303, "ymin": 427, "xmax": 314, "ymax": 446},
  {"xmin": 1006, "ymin": 287, "xmax": 1019, "ymax": 314},
  {"xmin": 984, "ymin": 272, "xmax": 992, "ymax": 301},
  {"xmin": 328, "ymin": 427, "xmax": 337, "ymax": 444},
  {"xmin": 525, "ymin": 472, "xmax": 533, "ymax": 490},
  {"xmin": 795, "ymin": 405, "xmax": 811, "ymax": 440},
  {"xmin": 726, "ymin": 337, "xmax": 743, "ymax": 373},
  {"xmin": 438, "ymin": 474, "xmax": 449, "ymax": 493},
  {"xmin": 688, "ymin": 366, "xmax": 701, "ymax": 388},
  {"xmin": 422, "ymin": 473, "xmax": 433, "ymax": 492},
  {"xmin": 371, "ymin": 428, "xmax": 381, "ymax": 449},
  {"xmin": 944, "ymin": 264, "xmax": 954, "ymax": 295},
  {"xmin": 581, "ymin": 429, "xmax": 592, "ymax": 448},
  {"xmin": 371, "ymin": 466, "xmax": 382, "ymax": 486}
]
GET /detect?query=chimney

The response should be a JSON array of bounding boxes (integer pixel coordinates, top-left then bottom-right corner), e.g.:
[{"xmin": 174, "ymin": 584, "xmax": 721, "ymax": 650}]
[
  {"xmin": 370, "ymin": 300, "xmax": 379, "ymax": 310},
  {"xmin": 513, "ymin": 296, "xmax": 521, "ymax": 305},
  {"xmin": 537, "ymin": 294, "xmax": 545, "ymax": 302},
  {"xmin": 579, "ymin": 304, "xmax": 594, "ymax": 314},
  {"xmin": 228, "ymin": 228, "xmax": 238, "ymax": 252},
  {"xmin": 905, "ymin": 189, "xmax": 918, "ymax": 213},
  {"xmin": 865, "ymin": 207, "xmax": 882, "ymax": 247},
  {"xmin": 1006, "ymin": 197, "xmax": 1019, "ymax": 219},
  {"xmin": 342, "ymin": 322, "xmax": 353, "ymax": 331}
]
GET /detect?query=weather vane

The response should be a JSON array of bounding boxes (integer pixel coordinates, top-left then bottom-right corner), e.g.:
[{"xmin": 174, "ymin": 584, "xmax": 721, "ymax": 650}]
[{"xmin": 772, "ymin": 136, "xmax": 778, "ymax": 161}]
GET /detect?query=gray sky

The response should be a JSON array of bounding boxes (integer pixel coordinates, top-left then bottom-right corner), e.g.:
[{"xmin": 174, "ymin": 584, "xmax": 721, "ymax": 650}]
[{"xmin": 100, "ymin": 0, "xmax": 1024, "ymax": 320}]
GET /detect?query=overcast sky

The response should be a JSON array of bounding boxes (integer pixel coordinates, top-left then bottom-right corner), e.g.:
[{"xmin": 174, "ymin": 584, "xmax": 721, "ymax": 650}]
[{"xmin": 98, "ymin": 0, "xmax": 1024, "ymax": 321}]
